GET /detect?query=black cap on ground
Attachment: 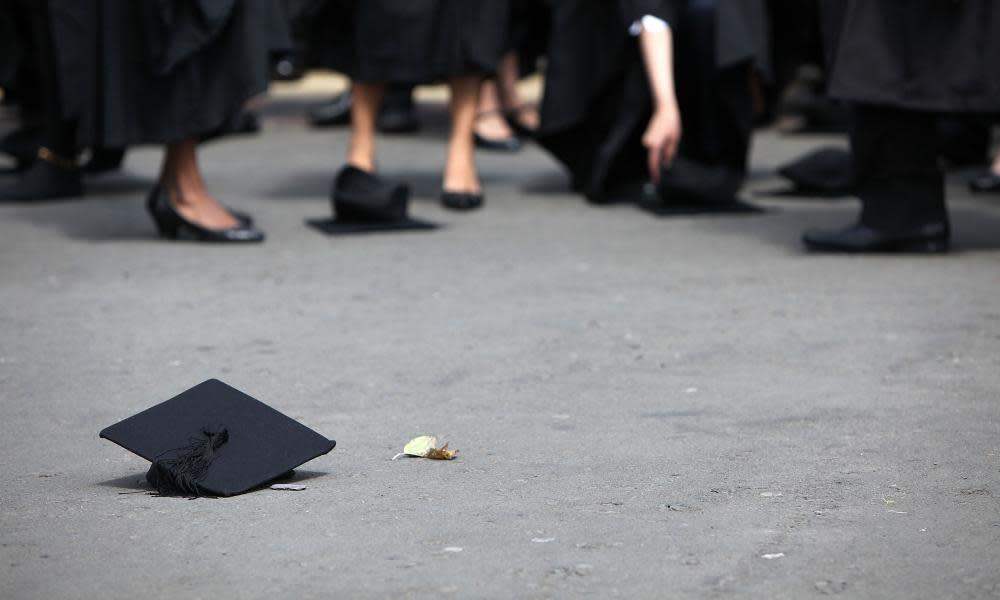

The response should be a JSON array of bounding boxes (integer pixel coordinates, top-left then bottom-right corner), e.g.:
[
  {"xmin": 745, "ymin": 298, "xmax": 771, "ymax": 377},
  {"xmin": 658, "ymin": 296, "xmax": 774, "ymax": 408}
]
[
  {"xmin": 100, "ymin": 379, "xmax": 336, "ymax": 497},
  {"xmin": 776, "ymin": 147, "xmax": 853, "ymax": 196}
]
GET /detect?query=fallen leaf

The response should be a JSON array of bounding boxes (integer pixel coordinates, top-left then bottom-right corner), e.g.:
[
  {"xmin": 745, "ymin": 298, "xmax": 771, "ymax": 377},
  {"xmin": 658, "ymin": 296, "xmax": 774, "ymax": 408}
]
[
  {"xmin": 404, "ymin": 436, "xmax": 438, "ymax": 457},
  {"xmin": 392, "ymin": 436, "xmax": 459, "ymax": 460},
  {"xmin": 426, "ymin": 443, "xmax": 458, "ymax": 460}
]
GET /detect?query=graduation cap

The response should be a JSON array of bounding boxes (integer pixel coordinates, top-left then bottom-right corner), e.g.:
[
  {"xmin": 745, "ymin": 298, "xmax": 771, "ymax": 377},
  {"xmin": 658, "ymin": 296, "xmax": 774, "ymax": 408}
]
[
  {"xmin": 309, "ymin": 165, "xmax": 438, "ymax": 235},
  {"xmin": 100, "ymin": 379, "xmax": 336, "ymax": 497},
  {"xmin": 771, "ymin": 147, "xmax": 854, "ymax": 197},
  {"xmin": 641, "ymin": 158, "xmax": 763, "ymax": 215}
]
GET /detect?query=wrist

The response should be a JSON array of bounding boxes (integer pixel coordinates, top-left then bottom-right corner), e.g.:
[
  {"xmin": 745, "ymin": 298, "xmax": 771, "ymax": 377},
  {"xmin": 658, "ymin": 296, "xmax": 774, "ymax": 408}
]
[{"xmin": 653, "ymin": 95, "xmax": 678, "ymax": 114}]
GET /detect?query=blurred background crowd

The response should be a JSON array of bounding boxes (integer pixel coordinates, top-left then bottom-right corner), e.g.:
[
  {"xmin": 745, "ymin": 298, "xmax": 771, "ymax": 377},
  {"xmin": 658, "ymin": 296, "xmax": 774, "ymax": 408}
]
[{"xmin": 0, "ymin": 0, "xmax": 998, "ymax": 252}]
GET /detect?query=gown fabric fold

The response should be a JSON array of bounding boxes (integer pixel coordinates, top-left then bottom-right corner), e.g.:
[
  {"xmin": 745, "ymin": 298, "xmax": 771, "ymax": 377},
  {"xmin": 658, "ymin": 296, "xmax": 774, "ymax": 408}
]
[
  {"xmin": 307, "ymin": 0, "xmax": 509, "ymax": 84},
  {"xmin": 48, "ymin": 0, "xmax": 290, "ymax": 148}
]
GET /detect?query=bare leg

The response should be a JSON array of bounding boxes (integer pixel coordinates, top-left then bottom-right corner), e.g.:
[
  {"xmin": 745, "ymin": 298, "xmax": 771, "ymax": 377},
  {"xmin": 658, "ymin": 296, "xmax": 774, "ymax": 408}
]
[
  {"xmin": 347, "ymin": 82, "xmax": 386, "ymax": 172},
  {"xmin": 991, "ymin": 151, "xmax": 1000, "ymax": 176},
  {"xmin": 474, "ymin": 79, "xmax": 515, "ymax": 140},
  {"xmin": 159, "ymin": 139, "xmax": 238, "ymax": 230},
  {"xmin": 443, "ymin": 75, "xmax": 482, "ymax": 194},
  {"xmin": 495, "ymin": 52, "xmax": 539, "ymax": 131}
]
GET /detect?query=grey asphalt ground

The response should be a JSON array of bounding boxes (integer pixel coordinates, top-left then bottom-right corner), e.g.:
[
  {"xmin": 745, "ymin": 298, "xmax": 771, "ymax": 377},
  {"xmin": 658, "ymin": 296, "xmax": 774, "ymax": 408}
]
[{"xmin": 1, "ymin": 101, "xmax": 999, "ymax": 599}]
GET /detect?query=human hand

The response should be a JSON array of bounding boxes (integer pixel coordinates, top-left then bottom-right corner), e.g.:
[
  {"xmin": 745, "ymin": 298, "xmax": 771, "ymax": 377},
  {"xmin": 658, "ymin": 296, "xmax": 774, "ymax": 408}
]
[{"xmin": 642, "ymin": 103, "xmax": 681, "ymax": 183}]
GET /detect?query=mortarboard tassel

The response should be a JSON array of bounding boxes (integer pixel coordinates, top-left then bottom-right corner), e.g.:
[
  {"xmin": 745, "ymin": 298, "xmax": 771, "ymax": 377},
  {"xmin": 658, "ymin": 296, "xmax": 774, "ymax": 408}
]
[{"xmin": 146, "ymin": 425, "xmax": 229, "ymax": 497}]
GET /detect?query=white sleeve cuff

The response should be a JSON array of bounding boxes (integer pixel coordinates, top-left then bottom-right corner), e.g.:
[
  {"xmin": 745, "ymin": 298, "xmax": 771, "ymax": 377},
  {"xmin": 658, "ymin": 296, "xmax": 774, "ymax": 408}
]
[{"xmin": 629, "ymin": 14, "xmax": 669, "ymax": 36}]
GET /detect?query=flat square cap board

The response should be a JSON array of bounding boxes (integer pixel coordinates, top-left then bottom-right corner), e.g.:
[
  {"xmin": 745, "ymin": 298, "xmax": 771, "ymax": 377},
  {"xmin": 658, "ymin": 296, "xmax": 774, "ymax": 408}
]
[{"xmin": 100, "ymin": 379, "xmax": 336, "ymax": 497}]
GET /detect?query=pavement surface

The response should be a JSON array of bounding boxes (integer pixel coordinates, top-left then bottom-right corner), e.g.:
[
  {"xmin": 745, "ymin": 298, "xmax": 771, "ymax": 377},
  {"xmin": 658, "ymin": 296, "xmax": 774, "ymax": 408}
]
[{"xmin": 1, "ymin": 98, "xmax": 1000, "ymax": 599}]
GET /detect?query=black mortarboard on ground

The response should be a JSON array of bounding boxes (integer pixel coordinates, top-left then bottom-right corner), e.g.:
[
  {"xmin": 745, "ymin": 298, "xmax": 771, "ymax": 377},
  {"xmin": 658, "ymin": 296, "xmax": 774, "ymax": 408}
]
[
  {"xmin": 308, "ymin": 165, "xmax": 439, "ymax": 235},
  {"xmin": 641, "ymin": 157, "xmax": 764, "ymax": 215},
  {"xmin": 100, "ymin": 379, "xmax": 336, "ymax": 497},
  {"xmin": 765, "ymin": 147, "xmax": 854, "ymax": 198}
]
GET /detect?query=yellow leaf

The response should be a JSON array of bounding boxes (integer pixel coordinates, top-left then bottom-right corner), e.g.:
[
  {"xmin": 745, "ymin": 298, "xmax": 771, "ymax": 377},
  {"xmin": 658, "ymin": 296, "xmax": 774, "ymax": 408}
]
[
  {"xmin": 398, "ymin": 436, "xmax": 458, "ymax": 460},
  {"xmin": 403, "ymin": 436, "xmax": 438, "ymax": 458}
]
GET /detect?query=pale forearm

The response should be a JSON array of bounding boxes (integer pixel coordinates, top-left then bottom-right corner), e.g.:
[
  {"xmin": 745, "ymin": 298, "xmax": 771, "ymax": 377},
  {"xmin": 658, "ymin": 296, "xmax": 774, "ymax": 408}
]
[{"xmin": 638, "ymin": 27, "xmax": 677, "ymax": 111}]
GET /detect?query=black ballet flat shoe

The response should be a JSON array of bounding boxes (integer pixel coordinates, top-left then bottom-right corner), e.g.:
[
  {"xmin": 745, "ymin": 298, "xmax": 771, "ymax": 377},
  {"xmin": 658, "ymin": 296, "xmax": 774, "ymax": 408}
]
[
  {"xmin": 0, "ymin": 157, "xmax": 82, "ymax": 201},
  {"xmin": 310, "ymin": 93, "xmax": 353, "ymax": 128},
  {"xmin": 474, "ymin": 132, "xmax": 522, "ymax": 152},
  {"xmin": 802, "ymin": 222, "xmax": 949, "ymax": 254},
  {"xmin": 441, "ymin": 190, "xmax": 484, "ymax": 211},
  {"xmin": 505, "ymin": 104, "xmax": 539, "ymax": 139},
  {"xmin": 145, "ymin": 185, "xmax": 253, "ymax": 227},
  {"xmin": 332, "ymin": 165, "xmax": 410, "ymax": 222},
  {"xmin": 968, "ymin": 172, "xmax": 1000, "ymax": 194},
  {"xmin": 146, "ymin": 185, "xmax": 265, "ymax": 243}
]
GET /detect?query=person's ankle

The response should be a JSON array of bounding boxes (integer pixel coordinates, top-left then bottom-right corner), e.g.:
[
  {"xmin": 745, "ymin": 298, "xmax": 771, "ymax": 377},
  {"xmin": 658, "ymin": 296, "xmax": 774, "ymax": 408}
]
[{"xmin": 347, "ymin": 154, "xmax": 376, "ymax": 173}]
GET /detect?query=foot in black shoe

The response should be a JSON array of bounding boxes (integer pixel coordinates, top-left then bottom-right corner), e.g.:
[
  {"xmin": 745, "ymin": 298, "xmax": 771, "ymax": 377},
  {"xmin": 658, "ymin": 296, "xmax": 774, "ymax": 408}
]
[
  {"xmin": 310, "ymin": 93, "xmax": 353, "ymax": 128},
  {"xmin": 146, "ymin": 185, "xmax": 265, "ymax": 243},
  {"xmin": 0, "ymin": 154, "xmax": 82, "ymax": 201},
  {"xmin": 474, "ymin": 132, "xmax": 522, "ymax": 152},
  {"xmin": 802, "ymin": 222, "xmax": 949, "ymax": 253},
  {"xmin": 505, "ymin": 104, "xmax": 540, "ymax": 139},
  {"xmin": 968, "ymin": 172, "xmax": 1000, "ymax": 193},
  {"xmin": 474, "ymin": 110, "xmax": 522, "ymax": 152},
  {"xmin": 441, "ymin": 190, "xmax": 484, "ymax": 211}
]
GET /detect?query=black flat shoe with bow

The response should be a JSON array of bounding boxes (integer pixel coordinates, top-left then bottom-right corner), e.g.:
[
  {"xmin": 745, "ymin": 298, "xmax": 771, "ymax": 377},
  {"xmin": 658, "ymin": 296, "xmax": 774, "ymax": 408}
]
[{"xmin": 146, "ymin": 185, "xmax": 265, "ymax": 243}]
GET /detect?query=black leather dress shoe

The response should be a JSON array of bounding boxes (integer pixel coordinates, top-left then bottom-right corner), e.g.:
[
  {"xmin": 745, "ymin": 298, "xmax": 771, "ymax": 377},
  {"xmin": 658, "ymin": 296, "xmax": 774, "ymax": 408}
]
[
  {"xmin": 441, "ymin": 190, "xmax": 484, "ymax": 211},
  {"xmin": 802, "ymin": 222, "xmax": 949, "ymax": 253},
  {"xmin": 968, "ymin": 172, "xmax": 1000, "ymax": 193},
  {"xmin": 0, "ymin": 159, "xmax": 82, "ymax": 201},
  {"xmin": 310, "ymin": 93, "xmax": 353, "ymax": 128},
  {"xmin": 146, "ymin": 185, "xmax": 265, "ymax": 243}
]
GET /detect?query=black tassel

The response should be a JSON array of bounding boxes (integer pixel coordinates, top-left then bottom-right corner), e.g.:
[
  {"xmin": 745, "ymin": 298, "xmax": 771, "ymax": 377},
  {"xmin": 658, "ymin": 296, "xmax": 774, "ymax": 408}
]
[{"xmin": 146, "ymin": 425, "xmax": 228, "ymax": 497}]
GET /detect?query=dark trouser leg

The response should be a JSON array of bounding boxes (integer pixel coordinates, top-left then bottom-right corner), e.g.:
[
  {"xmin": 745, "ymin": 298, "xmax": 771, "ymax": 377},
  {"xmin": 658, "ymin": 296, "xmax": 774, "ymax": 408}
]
[
  {"xmin": 852, "ymin": 104, "xmax": 947, "ymax": 232},
  {"xmin": 801, "ymin": 103, "xmax": 949, "ymax": 252}
]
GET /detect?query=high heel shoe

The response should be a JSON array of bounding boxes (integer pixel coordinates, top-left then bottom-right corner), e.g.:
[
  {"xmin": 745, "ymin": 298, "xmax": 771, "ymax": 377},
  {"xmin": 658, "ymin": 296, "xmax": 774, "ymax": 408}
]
[
  {"xmin": 440, "ymin": 189, "xmax": 484, "ymax": 211},
  {"xmin": 146, "ymin": 185, "xmax": 265, "ymax": 243}
]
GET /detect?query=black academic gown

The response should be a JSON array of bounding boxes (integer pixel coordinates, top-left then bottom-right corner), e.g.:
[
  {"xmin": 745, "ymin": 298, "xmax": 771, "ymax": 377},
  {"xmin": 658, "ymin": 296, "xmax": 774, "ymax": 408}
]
[
  {"xmin": 536, "ymin": 0, "xmax": 769, "ymax": 203},
  {"xmin": 822, "ymin": 0, "xmax": 1000, "ymax": 113},
  {"xmin": 48, "ymin": 0, "xmax": 290, "ymax": 148},
  {"xmin": 0, "ymin": 2, "xmax": 20, "ymax": 88},
  {"xmin": 308, "ymin": 0, "xmax": 510, "ymax": 84}
]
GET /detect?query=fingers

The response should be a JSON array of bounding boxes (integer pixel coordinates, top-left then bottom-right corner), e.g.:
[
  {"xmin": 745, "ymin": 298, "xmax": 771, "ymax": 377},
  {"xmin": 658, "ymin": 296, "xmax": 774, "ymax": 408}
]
[
  {"xmin": 648, "ymin": 142, "xmax": 663, "ymax": 183},
  {"xmin": 663, "ymin": 133, "xmax": 678, "ymax": 167}
]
